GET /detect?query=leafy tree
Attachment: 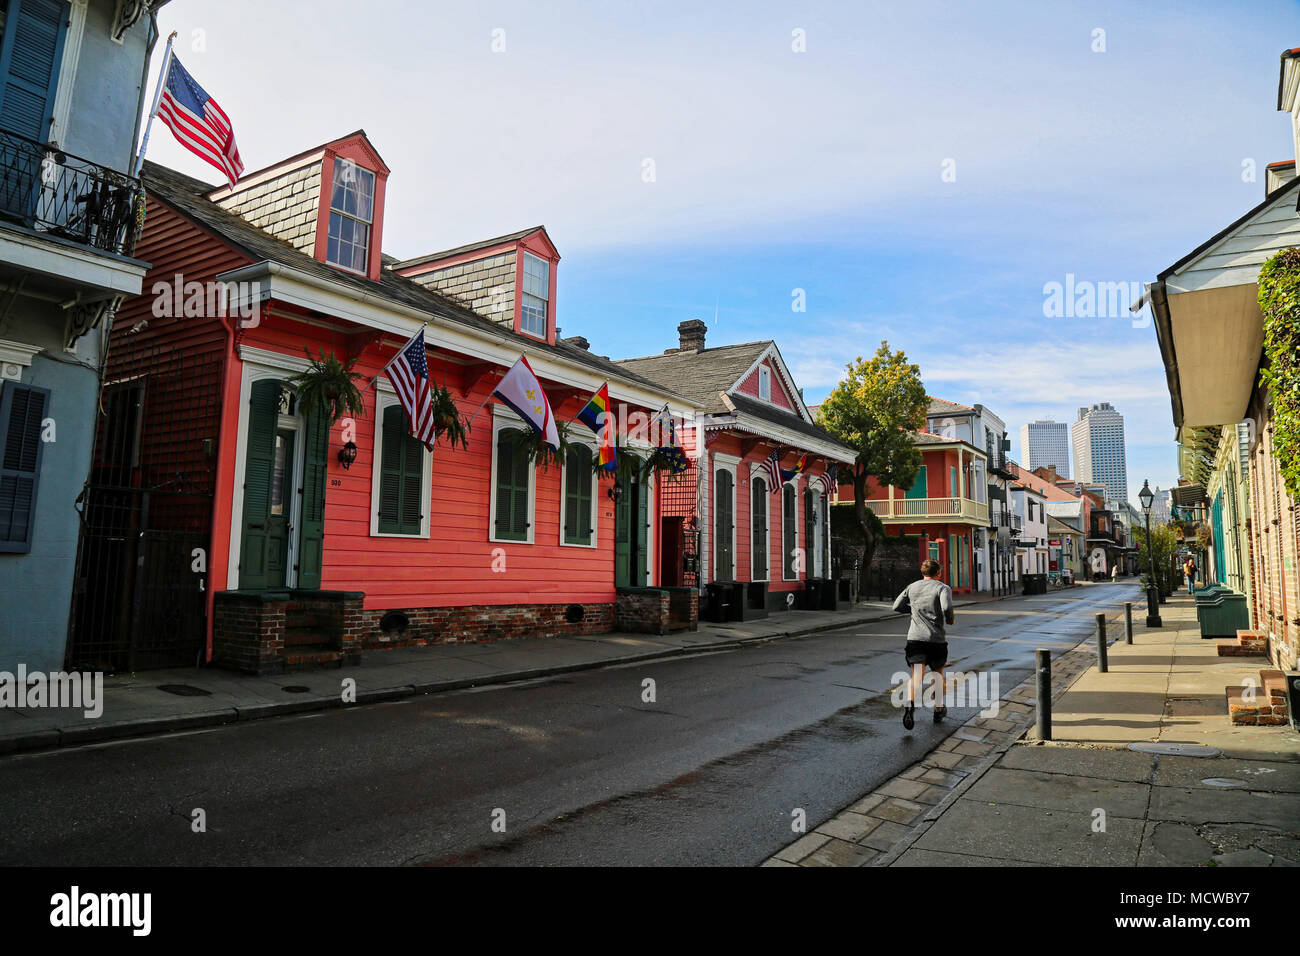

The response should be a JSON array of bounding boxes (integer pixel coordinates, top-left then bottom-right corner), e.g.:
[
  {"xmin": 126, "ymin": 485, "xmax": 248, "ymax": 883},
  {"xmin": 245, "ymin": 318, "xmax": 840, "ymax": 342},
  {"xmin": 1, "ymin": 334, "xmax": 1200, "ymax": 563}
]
[
  {"xmin": 1135, "ymin": 521, "xmax": 1181, "ymax": 593},
  {"xmin": 818, "ymin": 341, "xmax": 928, "ymax": 590},
  {"xmin": 1257, "ymin": 247, "xmax": 1300, "ymax": 499}
]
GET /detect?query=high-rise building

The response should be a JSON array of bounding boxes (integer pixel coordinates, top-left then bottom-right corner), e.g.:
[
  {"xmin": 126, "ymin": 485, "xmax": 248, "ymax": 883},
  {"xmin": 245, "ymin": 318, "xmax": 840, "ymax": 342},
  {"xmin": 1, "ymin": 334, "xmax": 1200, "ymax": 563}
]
[
  {"xmin": 1072, "ymin": 403, "xmax": 1129, "ymax": 506},
  {"xmin": 1020, "ymin": 419, "xmax": 1071, "ymax": 477}
]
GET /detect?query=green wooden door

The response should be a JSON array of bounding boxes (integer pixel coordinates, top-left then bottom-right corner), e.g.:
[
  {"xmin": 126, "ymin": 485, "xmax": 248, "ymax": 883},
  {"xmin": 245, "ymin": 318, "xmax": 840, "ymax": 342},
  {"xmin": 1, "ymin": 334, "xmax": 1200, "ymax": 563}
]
[
  {"xmin": 239, "ymin": 380, "xmax": 280, "ymax": 590},
  {"xmin": 634, "ymin": 473, "xmax": 649, "ymax": 586},
  {"xmin": 714, "ymin": 468, "xmax": 734, "ymax": 582},
  {"xmin": 905, "ymin": 465, "xmax": 927, "ymax": 499}
]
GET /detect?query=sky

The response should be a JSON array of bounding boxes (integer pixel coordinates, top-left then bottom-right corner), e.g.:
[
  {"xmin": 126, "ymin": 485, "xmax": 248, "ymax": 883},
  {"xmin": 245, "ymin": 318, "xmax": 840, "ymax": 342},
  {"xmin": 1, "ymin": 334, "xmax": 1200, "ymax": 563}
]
[{"xmin": 144, "ymin": 0, "xmax": 1300, "ymax": 502}]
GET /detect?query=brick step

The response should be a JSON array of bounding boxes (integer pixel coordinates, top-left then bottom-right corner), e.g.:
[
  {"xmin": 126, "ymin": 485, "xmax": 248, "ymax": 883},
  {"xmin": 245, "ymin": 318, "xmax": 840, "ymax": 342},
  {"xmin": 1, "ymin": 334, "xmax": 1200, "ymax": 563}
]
[
  {"xmin": 282, "ymin": 648, "xmax": 343, "ymax": 671},
  {"xmin": 1217, "ymin": 629, "xmax": 1268, "ymax": 657},
  {"xmin": 1225, "ymin": 667, "xmax": 1291, "ymax": 726},
  {"xmin": 283, "ymin": 629, "xmax": 337, "ymax": 648},
  {"xmin": 284, "ymin": 610, "xmax": 323, "ymax": 630}
]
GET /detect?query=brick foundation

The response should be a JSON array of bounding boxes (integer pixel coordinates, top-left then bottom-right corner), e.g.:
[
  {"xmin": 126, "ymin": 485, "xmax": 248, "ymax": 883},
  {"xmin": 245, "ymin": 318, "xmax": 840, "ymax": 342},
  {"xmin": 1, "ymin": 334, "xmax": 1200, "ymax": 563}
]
[
  {"xmin": 213, "ymin": 590, "xmax": 364, "ymax": 674},
  {"xmin": 614, "ymin": 587, "xmax": 699, "ymax": 635},
  {"xmin": 359, "ymin": 601, "xmax": 616, "ymax": 649}
]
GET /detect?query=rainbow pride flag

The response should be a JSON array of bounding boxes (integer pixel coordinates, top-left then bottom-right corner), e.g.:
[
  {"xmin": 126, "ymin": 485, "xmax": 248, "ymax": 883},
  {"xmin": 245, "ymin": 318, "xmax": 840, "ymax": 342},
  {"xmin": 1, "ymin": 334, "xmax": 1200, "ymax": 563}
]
[{"xmin": 575, "ymin": 381, "xmax": 617, "ymax": 471}]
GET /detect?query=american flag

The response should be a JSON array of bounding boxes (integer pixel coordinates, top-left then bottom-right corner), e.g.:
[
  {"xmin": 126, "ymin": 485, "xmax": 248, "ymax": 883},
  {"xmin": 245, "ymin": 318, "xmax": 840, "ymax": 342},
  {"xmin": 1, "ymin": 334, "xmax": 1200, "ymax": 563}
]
[
  {"xmin": 384, "ymin": 328, "xmax": 437, "ymax": 449},
  {"xmin": 156, "ymin": 55, "xmax": 244, "ymax": 185},
  {"xmin": 759, "ymin": 449, "xmax": 783, "ymax": 491}
]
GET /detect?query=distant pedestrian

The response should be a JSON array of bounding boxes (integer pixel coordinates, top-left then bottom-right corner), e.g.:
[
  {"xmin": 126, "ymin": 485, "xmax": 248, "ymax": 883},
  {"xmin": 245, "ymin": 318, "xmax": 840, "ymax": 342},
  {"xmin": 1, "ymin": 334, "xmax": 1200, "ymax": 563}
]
[
  {"xmin": 1110, "ymin": 564, "xmax": 1119, "ymax": 584},
  {"xmin": 892, "ymin": 559, "xmax": 955, "ymax": 730},
  {"xmin": 1184, "ymin": 558, "xmax": 1197, "ymax": 595}
]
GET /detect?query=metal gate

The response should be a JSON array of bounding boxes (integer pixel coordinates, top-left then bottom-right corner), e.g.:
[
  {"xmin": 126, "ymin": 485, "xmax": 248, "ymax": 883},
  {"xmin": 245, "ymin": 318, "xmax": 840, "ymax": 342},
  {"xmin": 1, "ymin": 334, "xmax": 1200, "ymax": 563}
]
[
  {"xmin": 67, "ymin": 340, "xmax": 220, "ymax": 672},
  {"xmin": 659, "ymin": 457, "xmax": 699, "ymax": 588}
]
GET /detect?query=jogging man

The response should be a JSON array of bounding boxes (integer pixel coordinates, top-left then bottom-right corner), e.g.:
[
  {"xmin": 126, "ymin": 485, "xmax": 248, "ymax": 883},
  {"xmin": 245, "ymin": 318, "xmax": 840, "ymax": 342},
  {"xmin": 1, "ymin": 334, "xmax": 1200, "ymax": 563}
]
[{"xmin": 892, "ymin": 559, "xmax": 955, "ymax": 729}]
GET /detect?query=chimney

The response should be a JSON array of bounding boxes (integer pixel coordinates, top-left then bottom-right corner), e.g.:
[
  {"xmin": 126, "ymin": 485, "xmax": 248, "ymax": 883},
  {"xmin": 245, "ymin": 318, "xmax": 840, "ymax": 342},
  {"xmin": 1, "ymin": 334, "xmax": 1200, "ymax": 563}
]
[{"xmin": 678, "ymin": 319, "xmax": 707, "ymax": 352}]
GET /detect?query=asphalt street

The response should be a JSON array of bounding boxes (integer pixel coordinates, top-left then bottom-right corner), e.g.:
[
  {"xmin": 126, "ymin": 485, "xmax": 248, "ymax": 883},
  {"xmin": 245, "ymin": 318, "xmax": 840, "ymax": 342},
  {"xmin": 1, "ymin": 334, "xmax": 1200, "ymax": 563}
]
[{"xmin": 0, "ymin": 584, "xmax": 1140, "ymax": 866}]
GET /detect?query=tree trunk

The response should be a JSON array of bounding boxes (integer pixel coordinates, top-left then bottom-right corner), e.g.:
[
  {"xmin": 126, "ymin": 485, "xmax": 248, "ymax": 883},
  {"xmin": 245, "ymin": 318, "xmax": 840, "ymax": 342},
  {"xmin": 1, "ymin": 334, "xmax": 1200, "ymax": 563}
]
[{"xmin": 853, "ymin": 464, "xmax": 876, "ymax": 598}]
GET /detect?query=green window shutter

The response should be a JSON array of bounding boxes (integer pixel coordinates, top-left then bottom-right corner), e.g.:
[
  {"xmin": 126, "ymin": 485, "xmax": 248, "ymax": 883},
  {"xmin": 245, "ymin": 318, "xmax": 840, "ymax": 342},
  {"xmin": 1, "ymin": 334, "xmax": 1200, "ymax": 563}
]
[
  {"xmin": 751, "ymin": 476, "xmax": 767, "ymax": 580},
  {"xmin": 398, "ymin": 421, "xmax": 424, "ymax": 536},
  {"xmin": 0, "ymin": 380, "xmax": 48, "ymax": 553},
  {"xmin": 297, "ymin": 407, "xmax": 329, "ymax": 589},
  {"xmin": 239, "ymin": 380, "xmax": 280, "ymax": 589},
  {"xmin": 635, "ymin": 475, "xmax": 649, "ymax": 585},
  {"xmin": 576, "ymin": 448, "xmax": 593, "ymax": 542},
  {"xmin": 378, "ymin": 404, "xmax": 403, "ymax": 533},
  {"xmin": 714, "ymin": 469, "xmax": 733, "ymax": 581},
  {"xmin": 494, "ymin": 428, "xmax": 529, "ymax": 541},
  {"xmin": 564, "ymin": 444, "xmax": 593, "ymax": 545},
  {"xmin": 783, "ymin": 484, "xmax": 796, "ymax": 578}
]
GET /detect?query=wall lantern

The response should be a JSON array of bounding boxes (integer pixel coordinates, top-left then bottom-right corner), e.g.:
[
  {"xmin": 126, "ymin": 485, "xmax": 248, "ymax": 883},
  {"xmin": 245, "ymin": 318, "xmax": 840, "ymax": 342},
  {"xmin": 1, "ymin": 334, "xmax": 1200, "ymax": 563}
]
[
  {"xmin": 608, "ymin": 480, "xmax": 623, "ymax": 502},
  {"xmin": 338, "ymin": 440, "xmax": 358, "ymax": 470}
]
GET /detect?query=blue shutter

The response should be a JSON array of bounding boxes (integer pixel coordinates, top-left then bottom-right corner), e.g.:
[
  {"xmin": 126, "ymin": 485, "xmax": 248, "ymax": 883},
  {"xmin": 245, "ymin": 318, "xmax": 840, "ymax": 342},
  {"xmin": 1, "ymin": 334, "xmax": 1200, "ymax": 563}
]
[
  {"xmin": 0, "ymin": 0, "xmax": 70, "ymax": 142},
  {"xmin": 0, "ymin": 380, "xmax": 48, "ymax": 552}
]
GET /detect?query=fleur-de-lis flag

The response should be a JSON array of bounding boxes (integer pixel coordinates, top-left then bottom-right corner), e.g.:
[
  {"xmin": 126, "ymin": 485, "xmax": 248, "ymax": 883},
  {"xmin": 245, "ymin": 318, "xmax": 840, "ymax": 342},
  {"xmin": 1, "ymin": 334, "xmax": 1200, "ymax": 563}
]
[{"xmin": 492, "ymin": 356, "xmax": 559, "ymax": 450}]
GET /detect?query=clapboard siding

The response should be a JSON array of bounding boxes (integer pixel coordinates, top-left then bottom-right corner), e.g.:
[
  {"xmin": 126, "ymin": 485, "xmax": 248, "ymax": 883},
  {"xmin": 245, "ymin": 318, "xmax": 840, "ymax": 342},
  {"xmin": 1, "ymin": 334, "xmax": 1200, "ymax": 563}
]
[
  {"xmin": 1170, "ymin": 186, "xmax": 1300, "ymax": 293},
  {"xmin": 736, "ymin": 358, "xmax": 795, "ymax": 410}
]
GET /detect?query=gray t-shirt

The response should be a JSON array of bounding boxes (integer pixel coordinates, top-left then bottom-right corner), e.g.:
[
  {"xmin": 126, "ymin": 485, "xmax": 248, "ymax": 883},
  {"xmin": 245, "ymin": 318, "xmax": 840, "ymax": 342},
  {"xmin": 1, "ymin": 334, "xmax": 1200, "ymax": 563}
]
[{"xmin": 892, "ymin": 577, "xmax": 955, "ymax": 643}]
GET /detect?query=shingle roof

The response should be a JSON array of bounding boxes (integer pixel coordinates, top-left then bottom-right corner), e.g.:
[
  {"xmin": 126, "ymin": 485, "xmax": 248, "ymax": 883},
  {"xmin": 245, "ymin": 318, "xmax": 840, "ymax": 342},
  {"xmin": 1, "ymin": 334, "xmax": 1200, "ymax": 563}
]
[
  {"xmin": 724, "ymin": 392, "xmax": 850, "ymax": 450},
  {"xmin": 390, "ymin": 226, "xmax": 544, "ymax": 270},
  {"xmin": 616, "ymin": 341, "xmax": 771, "ymax": 414},
  {"xmin": 927, "ymin": 397, "xmax": 973, "ymax": 416},
  {"xmin": 141, "ymin": 163, "xmax": 677, "ymax": 399}
]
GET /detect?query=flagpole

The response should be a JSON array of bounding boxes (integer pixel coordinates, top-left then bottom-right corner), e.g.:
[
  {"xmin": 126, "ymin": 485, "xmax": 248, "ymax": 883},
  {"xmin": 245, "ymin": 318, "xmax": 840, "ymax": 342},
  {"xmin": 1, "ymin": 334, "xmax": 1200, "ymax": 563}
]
[{"xmin": 133, "ymin": 31, "xmax": 177, "ymax": 177}]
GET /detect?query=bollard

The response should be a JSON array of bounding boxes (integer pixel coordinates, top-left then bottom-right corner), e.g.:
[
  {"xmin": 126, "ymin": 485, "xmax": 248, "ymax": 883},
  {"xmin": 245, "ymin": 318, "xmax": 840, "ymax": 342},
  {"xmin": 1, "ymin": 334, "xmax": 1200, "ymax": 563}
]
[
  {"xmin": 1096, "ymin": 612, "xmax": 1108, "ymax": 673},
  {"xmin": 1035, "ymin": 648, "xmax": 1051, "ymax": 741},
  {"xmin": 1124, "ymin": 602, "xmax": 1133, "ymax": 645}
]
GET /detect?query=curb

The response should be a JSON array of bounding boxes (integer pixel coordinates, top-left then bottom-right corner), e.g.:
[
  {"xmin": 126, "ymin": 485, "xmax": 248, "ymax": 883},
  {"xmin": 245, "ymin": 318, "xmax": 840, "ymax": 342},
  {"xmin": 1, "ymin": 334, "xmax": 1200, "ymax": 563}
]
[{"xmin": 0, "ymin": 604, "xmax": 921, "ymax": 757}]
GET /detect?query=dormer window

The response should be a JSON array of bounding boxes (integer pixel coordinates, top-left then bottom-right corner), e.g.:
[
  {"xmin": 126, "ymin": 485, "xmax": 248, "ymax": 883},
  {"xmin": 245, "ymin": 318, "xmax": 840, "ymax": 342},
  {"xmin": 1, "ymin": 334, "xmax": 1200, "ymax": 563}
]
[
  {"xmin": 521, "ymin": 252, "xmax": 549, "ymax": 337},
  {"xmin": 327, "ymin": 158, "xmax": 374, "ymax": 273},
  {"xmin": 758, "ymin": 365, "xmax": 771, "ymax": 402}
]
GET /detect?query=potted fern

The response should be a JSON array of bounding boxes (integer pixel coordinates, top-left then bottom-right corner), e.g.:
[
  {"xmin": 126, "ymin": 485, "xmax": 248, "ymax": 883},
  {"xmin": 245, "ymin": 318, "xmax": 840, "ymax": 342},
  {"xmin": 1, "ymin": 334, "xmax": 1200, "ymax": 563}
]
[
  {"xmin": 511, "ymin": 420, "xmax": 575, "ymax": 471},
  {"xmin": 287, "ymin": 349, "xmax": 366, "ymax": 425},
  {"xmin": 431, "ymin": 385, "xmax": 470, "ymax": 450}
]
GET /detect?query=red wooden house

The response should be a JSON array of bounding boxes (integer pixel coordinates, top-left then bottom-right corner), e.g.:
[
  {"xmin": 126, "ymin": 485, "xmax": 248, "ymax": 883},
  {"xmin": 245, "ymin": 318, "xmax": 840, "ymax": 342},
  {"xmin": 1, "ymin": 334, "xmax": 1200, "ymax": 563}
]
[
  {"xmin": 618, "ymin": 321, "xmax": 857, "ymax": 619},
  {"xmin": 70, "ymin": 131, "xmax": 700, "ymax": 674}
]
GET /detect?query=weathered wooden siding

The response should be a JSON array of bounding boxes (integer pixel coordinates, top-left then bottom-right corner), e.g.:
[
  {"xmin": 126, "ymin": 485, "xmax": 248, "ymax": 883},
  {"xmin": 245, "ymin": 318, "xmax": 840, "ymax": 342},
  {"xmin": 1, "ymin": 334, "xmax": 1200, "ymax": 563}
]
[{"xmin": 736, "ymin": 358, "xmax": 795, "ymax": 411}]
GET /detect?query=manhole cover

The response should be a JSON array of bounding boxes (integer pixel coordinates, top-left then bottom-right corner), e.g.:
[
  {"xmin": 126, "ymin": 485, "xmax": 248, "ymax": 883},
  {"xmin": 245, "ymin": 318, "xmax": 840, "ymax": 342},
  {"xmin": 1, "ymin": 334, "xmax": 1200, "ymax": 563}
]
[
  {"xmin": 1129, "ymin": 742, "xmax": 1221, "ymax": 757},
  {"xmin": 1201, "ymin": 777, "xmax": 1248, "ymax": 788},
  {"xmin": 282, "ymin": 685, "xmax": 311, "ymax": 694},
  {"xmin": 156, "ymin": 684, "xmax": 212, "ymax": 697}
]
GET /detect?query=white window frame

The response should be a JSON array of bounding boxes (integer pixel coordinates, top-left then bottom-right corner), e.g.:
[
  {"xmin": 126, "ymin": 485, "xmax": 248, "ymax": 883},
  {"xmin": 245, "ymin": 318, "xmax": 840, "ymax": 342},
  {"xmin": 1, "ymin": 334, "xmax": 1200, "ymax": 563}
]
[
  {"xmin": 489, "ymin": 409, "xmax": 537, "ymax": 545},
  {"xmin": 558, "ymin": 435, "xmax": 599, "ymax": 549},
  {"xmin": 758, "ymin": 365, "xmax": 772, "ymax": 402},
  {"xmin": 370, "ymin": 388, "xmax": 433, "ymax": 539},
  {"xmin": 326, "ymin": 157, "xmax": 375, "ymax": 275},
  {"xmin": 520, "ymin": 251, "xmax": 549, "ymax": 338},
  {"xmin": 750, "ymin": 471, "xmax": 770, "ymax": 582},
  {"xmin": 782, "ymin": 477, "xmax": 801, "ymax": 581},
  {"xmin": 712, "ymin": 453, "xmax": 740, "ymax": 583}
]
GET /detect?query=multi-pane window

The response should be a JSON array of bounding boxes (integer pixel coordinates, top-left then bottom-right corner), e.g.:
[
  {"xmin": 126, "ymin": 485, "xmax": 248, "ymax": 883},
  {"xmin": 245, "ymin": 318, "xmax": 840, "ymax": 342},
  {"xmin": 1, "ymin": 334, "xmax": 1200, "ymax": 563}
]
[
  {"xmin": 327, "ymin": 158, "xmax": 375, "ymax": 273},
  {"xmin": 521, "ymin": 252, "xmax": 549, "ymax": 337}
]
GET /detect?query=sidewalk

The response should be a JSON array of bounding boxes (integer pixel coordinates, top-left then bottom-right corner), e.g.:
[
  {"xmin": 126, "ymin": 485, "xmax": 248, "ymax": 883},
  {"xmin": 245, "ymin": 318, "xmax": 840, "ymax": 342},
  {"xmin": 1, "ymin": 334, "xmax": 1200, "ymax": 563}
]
[
  {"xmin": 0, "ymin": 590, "xmax": 1014, "ymax": 755},
  {"xmin": 767, "ymin": 591, "xmax": 1300, "ymax": 867}
]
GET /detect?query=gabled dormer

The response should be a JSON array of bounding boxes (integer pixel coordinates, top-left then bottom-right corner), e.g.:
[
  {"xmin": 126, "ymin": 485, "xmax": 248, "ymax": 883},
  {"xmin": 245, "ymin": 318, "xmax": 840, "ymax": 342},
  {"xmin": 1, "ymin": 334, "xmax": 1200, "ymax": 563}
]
[
  {"xmin": 207, "ymin": 130, "xmax": 391, "ymax": 281},
  {"xmin": 730, "ymin": 342, "xmax": 814, "ymax": 423},
  {"xmin": 390, "ymin": 226, "xmax": 560, "ymax": 344}
]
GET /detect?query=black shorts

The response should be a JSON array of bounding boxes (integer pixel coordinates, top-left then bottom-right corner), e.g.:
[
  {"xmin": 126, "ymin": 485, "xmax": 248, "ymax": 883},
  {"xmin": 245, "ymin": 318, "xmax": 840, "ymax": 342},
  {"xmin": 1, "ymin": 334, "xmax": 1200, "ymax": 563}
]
[{"xmin": 905, "ymin": 640, "xmax": 948, "ymax": 669}]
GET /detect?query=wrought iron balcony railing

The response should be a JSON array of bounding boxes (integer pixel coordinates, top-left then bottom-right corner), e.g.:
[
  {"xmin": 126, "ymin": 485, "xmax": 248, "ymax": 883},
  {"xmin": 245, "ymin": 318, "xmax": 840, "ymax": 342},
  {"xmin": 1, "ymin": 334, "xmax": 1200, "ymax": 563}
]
[
  {"xmin": 990, "ymin": 510, "xmax": 1022, "ymax": 531},
  {"xmin": 0, "ymin": 128, "xmax": 141, "ymax": 257},
  {"xmin": 868, "ymin": 496, "xmax": 990, "ymax": 523}
]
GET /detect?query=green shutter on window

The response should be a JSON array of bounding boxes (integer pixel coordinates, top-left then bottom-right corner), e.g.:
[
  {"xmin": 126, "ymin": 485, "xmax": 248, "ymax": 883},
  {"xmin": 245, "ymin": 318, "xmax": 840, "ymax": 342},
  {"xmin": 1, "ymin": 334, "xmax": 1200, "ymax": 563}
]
[
  {"xmin": 297, "ymin": 407, "xmax": 328, "ymax": 589},
  {"xmin": 783, "ymin": 484, "xmax": 796, "ymax": 579},
  {"xmin": 564, "ymin": 444, "xmax": 593, "ymax": 544},
  {"xmin": 239, "ymin": 380, "xmax": 280, "ymax": 589},
  {"xmin": 378, "ymin": 403, "xmax": 425, "ymax": 535},
  {"xmin": 494, "ymin": 427, "xmax": 530, "ymax": 541},
  {"xmin": 751, "ymin": 476, "xmax": 767, "ymax": 580},
  {"xmin": 0, "ymin": 381, "xmax": 48, "ymax": 553},
  {"xmin": 635, "ymin": 474, "xmax": 649, "ymax": 585}
]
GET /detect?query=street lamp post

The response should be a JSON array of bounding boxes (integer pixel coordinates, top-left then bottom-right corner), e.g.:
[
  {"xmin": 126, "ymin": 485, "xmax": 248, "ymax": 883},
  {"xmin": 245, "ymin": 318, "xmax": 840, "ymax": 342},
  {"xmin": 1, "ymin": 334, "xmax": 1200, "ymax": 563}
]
[{"xmin": 1139, "ymin": 479, "xmax": 1162, "ymax": 627}]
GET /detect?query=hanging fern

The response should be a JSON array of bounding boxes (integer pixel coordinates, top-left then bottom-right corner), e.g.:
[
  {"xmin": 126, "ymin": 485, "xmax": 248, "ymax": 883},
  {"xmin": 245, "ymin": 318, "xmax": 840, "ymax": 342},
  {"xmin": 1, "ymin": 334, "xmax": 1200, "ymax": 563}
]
[
  {"xmin": 1257, "ymin": 247, "xmax": 1300, "ymax": 500},
  {"xmin": 430, "ymin": 385, "xmax": 470, "ymax": 451},
  {"xmin": 287, "ymin": 349, "xmax": 366, "ymax": 426}
]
